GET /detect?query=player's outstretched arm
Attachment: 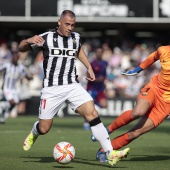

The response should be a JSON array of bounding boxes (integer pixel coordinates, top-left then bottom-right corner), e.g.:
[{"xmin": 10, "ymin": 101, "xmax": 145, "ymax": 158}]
[
  {"xmin": 121, "ymin": 66, "xmax": 143, "ymax": 76},
  {"xmin": 18, "ymin": 39, "xmax": 32, "ymax": 52},
  {"xmin": 18, "ymin": 35, "xmax": 44, "ymax": 52}
]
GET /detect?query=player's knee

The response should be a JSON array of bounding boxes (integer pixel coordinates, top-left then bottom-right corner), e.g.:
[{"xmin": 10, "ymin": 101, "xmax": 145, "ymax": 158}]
[
  {"xmin": 84, "ymin": 108, "xmax": 99, "ymax": 122},
  {"xmin": 132, "ymin": 110, "xmax": 145, "ymax": 119},
  {"xmin": 91, "ymin": 108, "xmax": 99, "ymax": 118}
]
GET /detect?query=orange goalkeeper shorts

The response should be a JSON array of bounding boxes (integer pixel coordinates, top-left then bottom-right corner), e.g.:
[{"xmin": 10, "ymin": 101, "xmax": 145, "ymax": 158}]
[{"xmin": 137, "ymin": 83, "xmax": 170, "ymax": 127}]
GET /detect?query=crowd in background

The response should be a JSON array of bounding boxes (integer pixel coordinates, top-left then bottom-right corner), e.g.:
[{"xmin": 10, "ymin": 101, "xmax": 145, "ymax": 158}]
[
  {"xmin": 0, "ymin": 36, "xmax": 161, "ymax": 115},
  {"xmin": 80, "ymin": 38, "xmax": 161, "ymax": 99}
]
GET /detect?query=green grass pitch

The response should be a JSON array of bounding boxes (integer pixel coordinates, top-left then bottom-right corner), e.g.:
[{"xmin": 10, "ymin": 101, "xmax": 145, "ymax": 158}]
[{"xmin": 0, "ymin": 116, "xmax": 170, "ymax": 170}]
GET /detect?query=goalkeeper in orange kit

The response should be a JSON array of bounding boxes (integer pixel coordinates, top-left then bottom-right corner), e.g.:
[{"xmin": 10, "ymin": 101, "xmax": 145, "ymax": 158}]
[{"xmin": 91, "ymin": 45, "xmax": 170, "ymax": 162}]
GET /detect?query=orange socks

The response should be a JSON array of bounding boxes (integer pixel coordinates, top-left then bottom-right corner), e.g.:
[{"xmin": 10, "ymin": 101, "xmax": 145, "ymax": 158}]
[
  {"xmin": 99, "ymin": 110, "xmax": 134, "ymax": 152},
  {"xmin": 100, "ymin": 133, "xmax": 131, "ymax": 152},
  {"xmin": 108, "ymin": 110, "xmax": 133, "ymax": 133},
  {"xmin": 111, "ymin": 133, "xmax": 132, "ymax": 150}
]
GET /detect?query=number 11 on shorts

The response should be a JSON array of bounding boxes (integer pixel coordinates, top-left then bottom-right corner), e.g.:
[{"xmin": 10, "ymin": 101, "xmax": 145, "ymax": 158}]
[{"xmin": 41, "ymin": 99, "xmax": 46, "ymax": 109}]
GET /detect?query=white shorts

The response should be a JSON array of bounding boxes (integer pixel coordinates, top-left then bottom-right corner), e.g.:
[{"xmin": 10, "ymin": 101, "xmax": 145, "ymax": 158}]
[
  {"xmin": 3, "ymin": 89, "xmax": 19, "ymax": 104},
  {"xmin": 39, "ymin": 83, "xmax": 93, "ymax": 119}
]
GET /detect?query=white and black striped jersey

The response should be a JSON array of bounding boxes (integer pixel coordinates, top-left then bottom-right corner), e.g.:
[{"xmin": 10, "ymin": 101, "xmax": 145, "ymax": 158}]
[
  {"xmin": 0, "ymin": 62, "xmax": 27, "ymax": 90},
  {"xmin": 32, "ymin": 28, "xmax": 81, "ymax": 87}
]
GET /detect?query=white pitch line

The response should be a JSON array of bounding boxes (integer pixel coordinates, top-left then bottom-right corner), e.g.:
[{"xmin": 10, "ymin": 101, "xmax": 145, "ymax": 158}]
[{"xmin": 0, "ymin": 130, "xmax": 26, "ymax": 134}]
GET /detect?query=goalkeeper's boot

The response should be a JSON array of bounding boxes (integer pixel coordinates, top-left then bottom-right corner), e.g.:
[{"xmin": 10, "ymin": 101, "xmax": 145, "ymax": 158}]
[
  {"xmin": 107, "ymin": 148, "xmax": 130, "ymax": 166},
  {"xmin": 23, "ymin": 131, "xmax": 38, "ymax": 151},
  {"xmin": 96, "ymin": 148, "xmax": 107, "ymax": 162},
  {"xmin": 91, "ymin": 127, "xmax": 111, "ymax": 142}
]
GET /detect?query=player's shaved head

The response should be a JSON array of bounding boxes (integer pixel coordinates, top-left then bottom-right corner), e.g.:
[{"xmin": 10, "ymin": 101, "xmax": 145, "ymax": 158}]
[
  {"xmin": 57, "ymin": 10, "xmax": 76, "ymax": 37},
  {"xmin": 60, "ymin": 10, "xmax": 75, "ymax": 19}
]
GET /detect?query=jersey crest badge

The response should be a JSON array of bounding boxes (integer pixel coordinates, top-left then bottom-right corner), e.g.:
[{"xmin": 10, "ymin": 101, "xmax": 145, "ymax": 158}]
[
  {"xmin": 73, "ymin": 38, "xmax": 76, "ymax": 44},
  {"xmin": 53, "ymin": 38, "xmax": 57, "ymax": 42},
  {"xmin": 141, "ymin": 92, "xmax": 148, "ymax": 96}
]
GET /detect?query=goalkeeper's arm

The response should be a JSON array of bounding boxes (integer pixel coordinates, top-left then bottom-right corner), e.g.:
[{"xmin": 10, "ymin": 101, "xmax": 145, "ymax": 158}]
[{"xmin": 121, "ymin": 66, "xmax": 143, "ymax": 76}]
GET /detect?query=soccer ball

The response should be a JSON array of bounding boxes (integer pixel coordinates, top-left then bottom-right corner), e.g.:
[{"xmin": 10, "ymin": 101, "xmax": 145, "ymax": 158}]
[{"xmin": 53, "ymin": 142, "xmax": 75, "ymax": 164}]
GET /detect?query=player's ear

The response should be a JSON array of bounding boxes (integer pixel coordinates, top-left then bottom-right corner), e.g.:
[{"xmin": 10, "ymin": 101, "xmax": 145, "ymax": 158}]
[{"xmin": 58, "ymin": 19, "xmax": 61, "ymax": 26}]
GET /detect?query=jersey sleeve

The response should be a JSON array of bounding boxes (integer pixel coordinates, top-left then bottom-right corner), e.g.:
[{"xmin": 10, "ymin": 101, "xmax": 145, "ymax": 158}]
[
  {"xmin": 0, "ymin": 63, "xmax": 8, "ymax": 71},
  {"xmin": 30, "ymin": 32, "xmax": 46, "ymax": 52},
  {"xmin": 31, "ymin": 42, "xmax": 43, "ymax": 52},
  {"xmin": 140, "ymin": 51, "xmax": 159, "ymax": 69}
]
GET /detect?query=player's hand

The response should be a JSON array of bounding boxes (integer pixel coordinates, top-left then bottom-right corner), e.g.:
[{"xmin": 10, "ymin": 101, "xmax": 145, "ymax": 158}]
[
  {"xmin": 27, "ymin": 35, "xmax": 45, "ymax": 46},
  {"xmin": 121, "ymin": 70, "xmax": 139, "ymax": 76},
  {"xmin": 86, "ymin": 67, "xmax": 95, "ymax": 81},
  {"xmin": 121, "ymin": 66, "xmax": 143, "ymax": 76}
]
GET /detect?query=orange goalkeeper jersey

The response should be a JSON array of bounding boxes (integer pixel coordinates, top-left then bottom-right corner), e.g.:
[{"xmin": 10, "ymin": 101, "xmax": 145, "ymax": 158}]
[{"xmin": 140, "ymin": 45, "xmax": 170, "ymax": 103}]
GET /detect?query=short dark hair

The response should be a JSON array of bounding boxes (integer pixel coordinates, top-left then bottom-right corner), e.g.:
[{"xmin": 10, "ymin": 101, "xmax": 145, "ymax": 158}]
[{"xmin": 60, "ymin": 10, "xmax": 75, "ymax": 19}]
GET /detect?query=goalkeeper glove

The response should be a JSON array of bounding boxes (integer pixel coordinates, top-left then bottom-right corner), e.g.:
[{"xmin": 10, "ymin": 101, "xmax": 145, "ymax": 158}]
[{"xmin": 121, "ymin": 66, "xmax": 143, "ymax": 76}]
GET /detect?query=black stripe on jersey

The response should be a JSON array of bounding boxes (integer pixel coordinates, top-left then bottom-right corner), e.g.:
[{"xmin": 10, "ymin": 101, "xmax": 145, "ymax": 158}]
[
  {"xmin": 48, "ymin": 33, "xmax": 59, "ymax": 86},
  {"xmin": 71, "ymin": 33, "xmax": 77, "ymax": 49},
  {"xmin": 43, "ymin": 56, "xmax": 49, "ymax": 86},
  {"xmin": 75, "ymin": 67, "xmax": 79, "ymax": 83},
  {"xmin": 68, "ymin": 58, "xmax": 74, "ymax": 84},
  {"xmin": 63, "ymin": 36, "xmax": 68, "ymax": 48},
  {"xmin": 42, "ymin": 33, "xmax": 49, "ymax": 87},
  {"xmin": 1, "ymin": 68, "xmax": 6, "ymax": 90},
  {"xmin": 42, "ymin": 33, "xmax": 48, "ymax": 49},
  {"xmin": 48, "ymin": 57, "xmax": 58, "ymax": 86},
  {"xmin": 58, "ymin": 58, "xmax": 67, "ymax": 85}
]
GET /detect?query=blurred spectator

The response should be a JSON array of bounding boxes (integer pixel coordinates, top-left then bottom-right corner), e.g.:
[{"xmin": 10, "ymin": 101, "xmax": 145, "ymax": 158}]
[
  {"xmin": 0, "ymin": 50, "xmax": 33, "ymax": 123},
  {"xmin": 109, "ymin": 47, "xmax": 122, "ymax": 68},
  {"xmin": 120, "ymin": 51, "xmax": 131, "ymax": 70},
  {"xmin": 0, "ymin": 42, "xmax": 12, "ymax": 64},
  {"xmin": 101, "ymin": 43, "xmax": 113, "ymax": 62}
]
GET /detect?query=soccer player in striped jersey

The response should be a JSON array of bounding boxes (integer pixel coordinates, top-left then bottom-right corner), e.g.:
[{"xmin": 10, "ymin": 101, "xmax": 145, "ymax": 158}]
[
  {"xmin": 0, "ymin": 50, "xmax": 32, "ymax": 123},
  {"xmin": 92, "ymin": 45, "xmax": 170, "ymax": 161},
  {"xmin": 18, "ymin": 10, "xmax": 130, "ymax": 166}
]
